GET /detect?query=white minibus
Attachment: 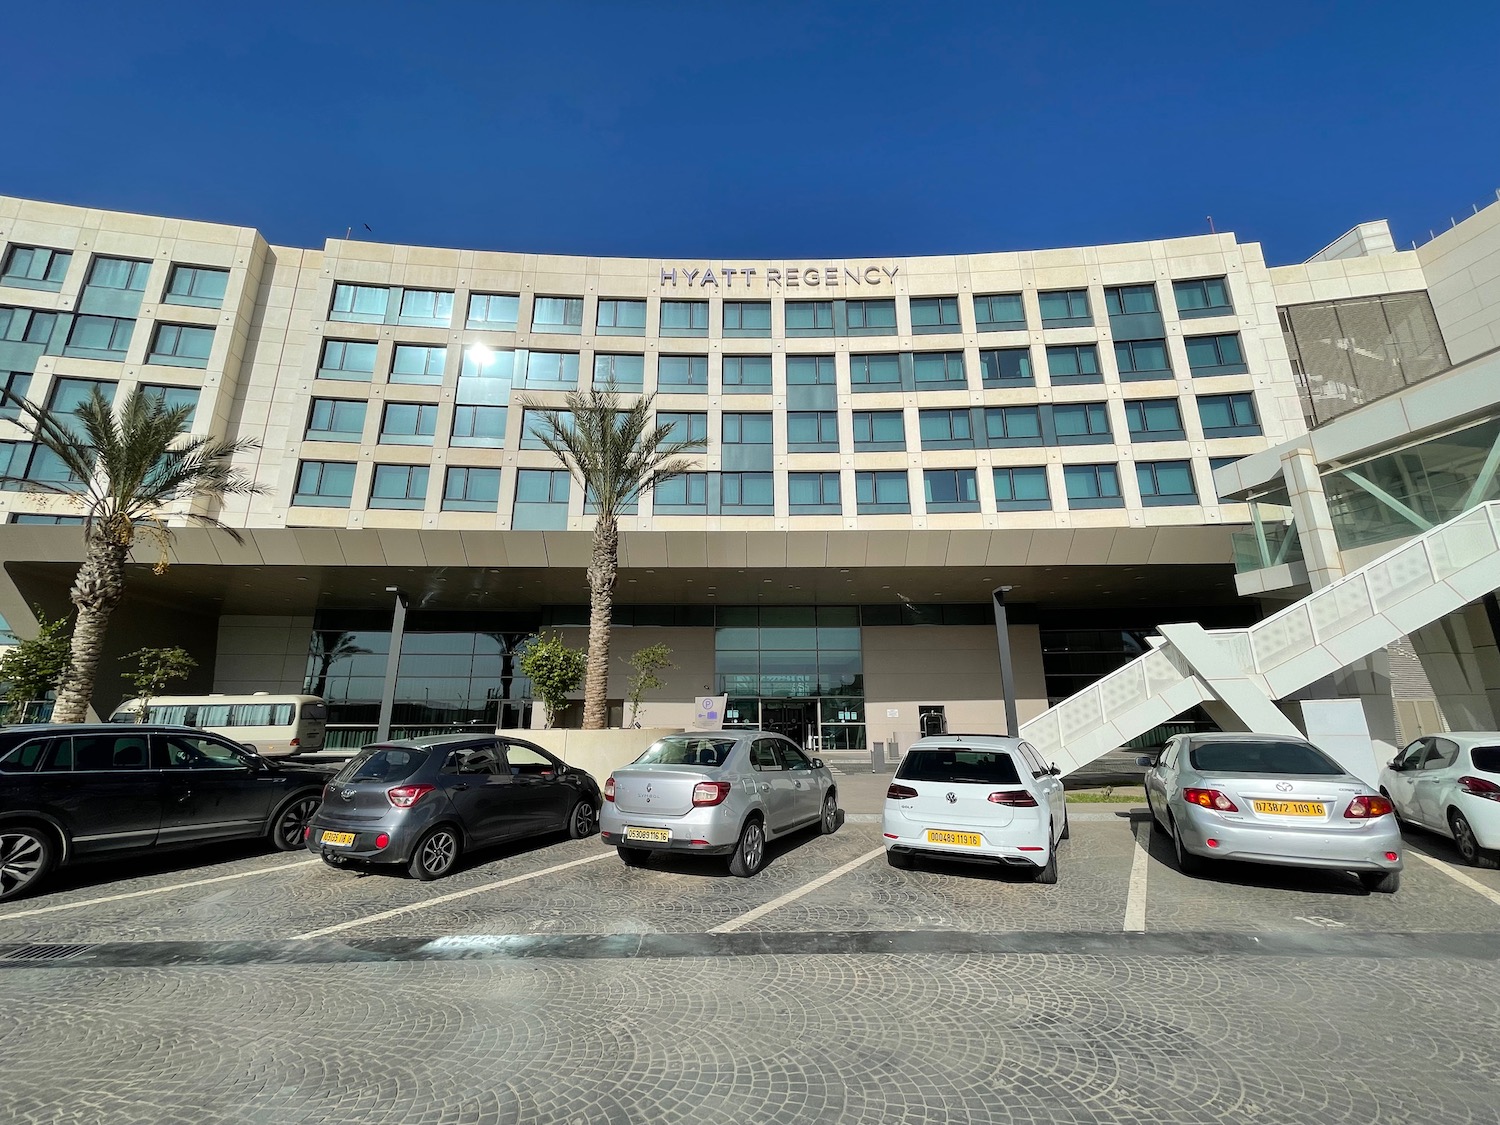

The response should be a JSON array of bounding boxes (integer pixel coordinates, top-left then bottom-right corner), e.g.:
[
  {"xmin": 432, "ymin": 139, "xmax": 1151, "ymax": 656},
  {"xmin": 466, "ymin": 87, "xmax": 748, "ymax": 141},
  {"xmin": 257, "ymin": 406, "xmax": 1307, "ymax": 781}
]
[{"xmin": 108, "ymin": 693, "xmax": 328, "ymax": 758}]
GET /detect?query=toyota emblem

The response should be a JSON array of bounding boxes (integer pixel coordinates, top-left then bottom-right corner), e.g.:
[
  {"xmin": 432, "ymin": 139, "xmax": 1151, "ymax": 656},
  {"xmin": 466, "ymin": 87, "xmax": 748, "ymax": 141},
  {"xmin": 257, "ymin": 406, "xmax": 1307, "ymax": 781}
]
[
  {"xmin": 340, "ymin": 787, "xmax": 355, "ymax": 800},
  {"xmin": 945, "ymin": 792, "xmax": 957, "ymax": 804},
  {"xmin": 1275, "ymin": 782, "xmax": 1293, "ymax": 792}
]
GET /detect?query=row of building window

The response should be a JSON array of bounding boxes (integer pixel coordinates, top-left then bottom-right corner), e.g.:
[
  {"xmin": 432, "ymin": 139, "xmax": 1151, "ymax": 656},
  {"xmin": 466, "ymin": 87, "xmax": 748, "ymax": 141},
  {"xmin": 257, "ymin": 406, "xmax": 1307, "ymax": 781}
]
[
  {"xmin": 1, "ymin": 245, "xmax": 229, "ymax": 309},
  {"xmin": 0, "ymin": 304, "xmax": 215, "ymax": 367}
]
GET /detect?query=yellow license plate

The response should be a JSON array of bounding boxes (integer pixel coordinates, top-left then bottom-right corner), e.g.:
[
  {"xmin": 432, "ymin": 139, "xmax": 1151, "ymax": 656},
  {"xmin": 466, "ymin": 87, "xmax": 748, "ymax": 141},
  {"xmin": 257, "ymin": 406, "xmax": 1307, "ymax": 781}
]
[
  {"xmin": 625, "ymin": 826, "xmax": 670, "ymax": 842},
  {"xmin": 320, "ymin": 830, "xmax": 355, "ymax": 846},
  {"xmin": 926, "ymin": 830, "xmax": 982, "ymax": 847},
  {"xmin": 1251, "ymin": 800, "xmax": 1326, "ymax": 817}
]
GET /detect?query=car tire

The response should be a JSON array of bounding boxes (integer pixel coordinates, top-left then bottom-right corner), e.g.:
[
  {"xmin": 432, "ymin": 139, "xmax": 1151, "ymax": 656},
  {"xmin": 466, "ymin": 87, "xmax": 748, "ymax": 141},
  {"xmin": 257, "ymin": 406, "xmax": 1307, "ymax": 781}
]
[
  {"xmin": 1172, "ymin": 816, "xmax": 1206, "ymax": 876},
  {"xmin": 567, "ymin": 798, "xmax": 597, "ymax": 840},
  {"xmin": 618, "ymin": 847, "xmax": 650, "ymax": 867},
  {"xmin": 408, "ymin": 826, "xmax": 461, "ymax": 881},
  {"xmin": 1032, "ymin": 845, "xmax": 1058, "ymax": 885},
  {"xmin": 1060, "ymin": 810, "xmax": 1071, "ymax": 841},
  {"xmin": 728, "ymin": 816, "xmax": 766, "ymax": 878},
  {"xmin": 0, "ymin": 824, "xmax": 55, "ymax": 903},
  {"xmin": 1359, "ymin": 869, "xmax": 1401, "ymax": 894},
  {"xmin": 886, "ymin": 848, "xmax": 914, "ymax": 870},
  {"xmin": 1450, "ymin": 809, "xmax": 1499, "ymax": 869},
  {"xmin": 819, "ymin": 792, "xmax": 841, "ymax": 836},
  {"xmin": 269, "ymin": 793, "xmax": 322, "ymax": 852}
]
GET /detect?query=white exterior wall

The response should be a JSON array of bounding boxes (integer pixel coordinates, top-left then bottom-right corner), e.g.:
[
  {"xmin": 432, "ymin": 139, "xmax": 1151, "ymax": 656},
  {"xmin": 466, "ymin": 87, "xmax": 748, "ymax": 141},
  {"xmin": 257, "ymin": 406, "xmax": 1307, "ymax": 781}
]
[{"xmin": 1418, "ymin": 197, "xmax": 1500, "ymax": 365}]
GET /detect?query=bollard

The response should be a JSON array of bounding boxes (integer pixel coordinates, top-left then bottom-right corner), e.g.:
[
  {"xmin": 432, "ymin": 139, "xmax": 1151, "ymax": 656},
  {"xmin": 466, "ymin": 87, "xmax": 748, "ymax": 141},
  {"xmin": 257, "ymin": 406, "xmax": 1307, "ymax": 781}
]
[{"xmin": 871, "ymin": 741, "xmax": 885, "ymax": 773}]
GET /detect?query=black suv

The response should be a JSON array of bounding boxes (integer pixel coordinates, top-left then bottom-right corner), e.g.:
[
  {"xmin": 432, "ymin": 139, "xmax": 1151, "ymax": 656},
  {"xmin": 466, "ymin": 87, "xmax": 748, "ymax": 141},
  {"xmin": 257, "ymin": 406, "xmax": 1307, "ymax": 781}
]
[{"xmin": 0, "ymin": 724, "xmax": 335, "ymax": 903}]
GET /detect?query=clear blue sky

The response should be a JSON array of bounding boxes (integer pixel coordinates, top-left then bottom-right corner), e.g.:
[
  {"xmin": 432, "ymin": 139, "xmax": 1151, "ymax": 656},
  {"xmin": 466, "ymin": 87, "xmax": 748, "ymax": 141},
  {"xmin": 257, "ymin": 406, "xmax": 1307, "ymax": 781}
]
[{"xmin": 5, "ymin": 1, "xmax": 1497, "ymax": 264}]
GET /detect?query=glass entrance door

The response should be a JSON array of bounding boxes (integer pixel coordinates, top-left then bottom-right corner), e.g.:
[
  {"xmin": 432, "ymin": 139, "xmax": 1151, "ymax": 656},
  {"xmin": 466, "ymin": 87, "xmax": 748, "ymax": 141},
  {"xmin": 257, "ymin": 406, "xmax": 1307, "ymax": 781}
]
[{"xmin": 760, "ymin": 699, "xmax": 817, "ymax": 749}]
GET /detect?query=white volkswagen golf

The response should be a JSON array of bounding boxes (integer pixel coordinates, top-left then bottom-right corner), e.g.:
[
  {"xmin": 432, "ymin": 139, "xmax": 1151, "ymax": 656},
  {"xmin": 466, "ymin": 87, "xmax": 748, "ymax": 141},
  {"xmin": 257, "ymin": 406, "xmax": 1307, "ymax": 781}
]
[{"xmin": 882, "ymin": 734, "xmax": 1067, "ymax": 882}]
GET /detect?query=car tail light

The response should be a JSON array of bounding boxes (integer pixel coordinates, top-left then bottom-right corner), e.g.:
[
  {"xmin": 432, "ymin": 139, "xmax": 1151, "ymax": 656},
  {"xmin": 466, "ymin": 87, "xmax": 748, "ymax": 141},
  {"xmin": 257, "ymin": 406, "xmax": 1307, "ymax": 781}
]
[
  {"xmin": 1458, "ymin": 775, "xmax": 1500, "ymax": 801},
  {"xmin": 604, "ymin": 777, "xmax": 616, "ymax": 802},
  {"xmin": 887, "ymin": 783, "xmax": 918, "ymax": 800},
  {"xmin": 1184, "ymin": 788, "xmax": 1239, "ymax": 812},
  {"xmin": 387, "ymin": 784, "xmax": 435, "ymax": 808},
  {"xmin": 988, "ymin": 790, "xmax": 1039, "ymax": 806},
  {"xmin": 290, "ymin": 737, "xmax": 300, "ymax": 747},
  {"xmin": 692, "ymin": 781, "xmax": 732, "ymax": 807},
  {"xmin": 1344, "ymin": 794, "xmax": 1394, "ymax": 819},
  {"xmin": 375, "ymin": 833, "xmax": 390, "ymax": 849},
  {"xmin": 1385, "ymin": 851, "xmax": 1400, "ymax": 861},
  {"xmin": 302, "ymin": 826, "xmax": 311, "ymax": 841}
]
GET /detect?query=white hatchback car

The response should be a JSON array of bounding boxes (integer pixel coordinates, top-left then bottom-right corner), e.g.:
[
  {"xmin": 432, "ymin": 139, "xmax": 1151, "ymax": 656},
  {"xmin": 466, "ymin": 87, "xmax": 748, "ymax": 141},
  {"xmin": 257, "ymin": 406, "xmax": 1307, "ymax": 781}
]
[
  {"xmin": 882, "ymin": 734, "xmax": 1067, "ymax": 882},
  {"xmin": 1379, "ymin": 733, "xmax": 1500, "ymax": 868}
]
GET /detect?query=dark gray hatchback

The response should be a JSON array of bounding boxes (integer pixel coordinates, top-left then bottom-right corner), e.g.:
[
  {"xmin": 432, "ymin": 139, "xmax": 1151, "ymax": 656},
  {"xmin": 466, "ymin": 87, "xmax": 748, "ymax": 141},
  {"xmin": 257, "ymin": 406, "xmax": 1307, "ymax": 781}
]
[{"xmin": 306, "ymin": 734, "xmax": 602, "ymax": 879}]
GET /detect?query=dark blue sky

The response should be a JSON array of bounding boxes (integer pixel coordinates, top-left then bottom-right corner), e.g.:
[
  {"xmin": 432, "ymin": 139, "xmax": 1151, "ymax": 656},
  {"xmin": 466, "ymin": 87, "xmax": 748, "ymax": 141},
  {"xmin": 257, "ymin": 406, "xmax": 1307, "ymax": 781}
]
[{"xmin": 6, "ymin": 2, "xmax": 1497, "ymax": 264}]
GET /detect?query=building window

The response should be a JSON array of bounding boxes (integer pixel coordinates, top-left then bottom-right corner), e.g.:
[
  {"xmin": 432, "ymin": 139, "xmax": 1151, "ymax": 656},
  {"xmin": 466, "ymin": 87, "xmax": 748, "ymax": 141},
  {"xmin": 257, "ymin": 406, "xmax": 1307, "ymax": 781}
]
[
  {"xmin": 913, "ymin": 351, "xmax": 967, "ymax": 388},
  {"xmin": 1038, "ymin": 288, "xmax": 1092, "ymax": 327},
  {"xmin": 658, "ymin": 411, "xmax": 707, "ymax": 444},
  {"xmin": 1125, "ymin": 398, "xmax": 1186, "ymax": 442},
  {"xmin": 162, "ymin": 265, "xmax": 229, "ymax": 309},
  {"xmin": 521, "ymin": 351, "xmax": 580, "ymax": 389},
  {"xmin": 147, "ymin": 323, "xmax": 214, "ymax": 368},
  {"xmin": 974, "ymin": 292, "xmax": 1026, "ymax": 331},
  {"xmin": 306, "ymin": 398, "xmax": 367, "ymax": 441},
  {"xmin": 994, "ymin": 466, "xmax": 1051, "ymax": 511},
  {"xmin": 853, "ymin": 410, "xmax": 905, "ymax": 450},
  {"xmin": 786, "ymin": 301, "xmax": 834, "ymax": 336},
  {"xmin": 521, "ymin": 408, "xmax": 573, "ymax": 449},
  {"xmin": 9, "ymin": 513, "xmax": 85, "ymax": 525},
  {"xmin": 595, "ymin": 298, "xmax": 646, "ymax": 335},
  {"xmin": 787, "ymin": 355, "xmax": 836, "ymax": 384},
  {"xmin": 723, "ymin": 355, "xmax": 772, "ymax": 392},
  {"xmin": 658, "ymin": 354, "xmax": 708, "ymax": 389},
  {"xmin": 789, "ymin": 471, "xmax": 841, "ymax": 514},
  {"xmin": 513, "ymin": 468, "xmax": 571, "ymax": 528},
  {"xmin": 855, "ymin": 470, "xmax": 910, "ymax": 514},
  {"xmin": 1174, "ymin": 277, "xmax": 1234, "ymax": 318},
  {"xmin": 1063, "ymin": 463, "xmax": 1123, "ymax": 508},
  {"xmin": 788, "ymin": 411, "xmax": 839, "ymax": 452},
  {"xmin": 723, "ymin": 301, "xmax": 771, "ymax": 337},
  {"xmin": 452, "ymin": 405, "xmax": 507, "ymax": 447},
  {"xmin": 910, "ymin": 297, "xmax": 961, "ymax": 333},
  {"xmin": 398, "ymin": 289, "xmax": 454, "ymax": 327},
  {"xmin": 653, "ymin": 472, "xmax": 708, "ymax": 514},
  {"xmin": 723, "ymin": 412, "xmax": 773, "ymax": 445},
  {"xmin": 660, "ymin": 300, "xmax": 708, "ymax": 337},
  {"xmin": 0, "ymin": 307, "xmax": 57, "ymax": 345},
  {"xmin": 984, "ymin": 406, "xmax": 1043, "ymax": 446},
  {"xmin": 1198, "ymin": 392, "xmax": 1261, "ymax": 437},
  {"xmin": 1104, "ymin": 284, "xmax": 1159, "ymax": 316},
  {"xmin": 1114, "ymin": 339, "xmax": 1172, "ymax": 381},
  {"xmin": 919, "ymin": 408, "xmax": 974, "ymax": 449},
  {"xmin": 980, "ymin": 348, "xmax": 1033, "ymax": 386},
  {"xmin": 293, "ymin": 460, "xmax": 356, "ymax": 507},
  {"xmin": 924, "ymin": 469, "xmax": 979, "ymax": 512},
  {"xmin": 319, "ymin": 339, "xmax": 377, "ymax": 380},
  {"xmin": 1053, "ymin": 402, "xmax": 1112, "ymax": 444},
  {"xmin": 2, "ymin": 245, "xmax": 71, "ymax": 291},
  {"xmin": 847, "ymin": 299, "xmax": 897, "ymax": 334},
  {"xmin": 1046, "ymin": 344, "xmax": 1102, "ymax": 384},
  {"xmin": 1185, "ymin": 333, "xmax": 1247, "ymax": 376},
  {"xmin": 531, "ymin": 296, "xmax": 583, "ymax": 333},
  {"xmin": 594, "ymin": 353, "xmax": 644, "ymax": 391},
  {"xmin": 721, "ymin": 471, "xmax": 774, "ymax": 513},
  {"xmin": 330, "ymin": 283, "xmax": 390, "ymax": 323},
  {"xmin": 442, "ymin": 466, "xmax": 501, "ymax": 512},
  {"xmin": 49, "ymin": 378, "xmax": 115, "ymax": 417},
  {"xmin": 380, "ymin": 403, "xmax": 438, "ymax": 445},
  {"xmin": 139, "ymin": 385, "xmax": 200, "ymax": 426},
  {"xmin": 370, "ymin": 464, "xmax": 430, "ymax": 509},
  {"xmin": 460, "ymin": 346, "xmax": 515, "ymax": 381},
  {"xmin": 63, "ymin": 315, "xmax": 133, "ymax": 358},
  {"xmin": 467, "ymin": 292, "xmax": 519, "ymax": 328},
  {"xmin": 850, "ymin": 353, "xmax": 902, "ymax": 390},
  {"xmin": 0, "ymin": 371, "xmax": 31, "ymax": 420},
  {"xmin": 390, "ymin": 344, "xmax": 448, "ymax": 385},
  {"xmin": 86, "ymin": 257, "xmax": 150, "ymax": 293},
  {"xmin": 1137, "ymin": 460, "xmax": 1198, "ymax": 506}
]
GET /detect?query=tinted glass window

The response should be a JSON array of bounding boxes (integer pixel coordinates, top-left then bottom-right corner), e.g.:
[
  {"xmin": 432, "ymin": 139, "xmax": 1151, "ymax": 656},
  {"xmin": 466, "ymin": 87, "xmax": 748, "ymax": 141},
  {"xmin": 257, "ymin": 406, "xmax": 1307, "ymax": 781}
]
[
  {"xmin": 751, "ymin": 740, "xmax": 783, "ymax": 771},
  {"xmin": 1425, "ymin": 739, "xmax": 1459, "ymax": 769},
  {"xmin": 0, "ymin": 738, "xmax": 48, "ymax": 773},
  {"xmin": 1188, "ymin": 740, "xmax": 1343, "ymax": 775},
  {"xmin": 41, "ymin": 739, "xmax": 74, "ymax": 772},
  {"xmin": 634, "ymin": 736, "xmax": 736, "ymax": 768},
  {"xmin": 898, "ymin": 749, "xmax": 1022, "ymax": 785},
  {"xmin": 343, "ymin": 747, "xmax": 430, "ymax": 783},
  {"xmin": 445, "ymin": 746, "xmax": 502, "ymax": 775},
  {"xmin": 73, "ymin": 734, "xmax": 150, "ymax": 771},
  {"xmin": 1470, "ymin": 747, "xmax": 1500, "ymax": 774},
  {"xmin": 781, "ymin": 745, "xmax": 813, "ymax": 770},
  {"xmin": 504, "ymin": 744, "xmax": 557, "ymax": 776},
  {"xmin": 162, "ymin": 735, "xmax": 251, "ymax": 770}
]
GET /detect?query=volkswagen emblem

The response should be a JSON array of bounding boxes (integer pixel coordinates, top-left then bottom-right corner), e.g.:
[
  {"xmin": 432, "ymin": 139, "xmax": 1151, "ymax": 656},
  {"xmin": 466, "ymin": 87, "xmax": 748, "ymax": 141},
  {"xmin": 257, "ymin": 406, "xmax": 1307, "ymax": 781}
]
[
  {"xmin": 1275, "ymin": 782, "xmax": 1293, "ymax": 792},
  {"xmin": 945, "ymin": 792, "xmax": 957, "ymax": 804},
  {"xmin": 340, "ymin": 787, "xmax": 355, "ymax": 800}
]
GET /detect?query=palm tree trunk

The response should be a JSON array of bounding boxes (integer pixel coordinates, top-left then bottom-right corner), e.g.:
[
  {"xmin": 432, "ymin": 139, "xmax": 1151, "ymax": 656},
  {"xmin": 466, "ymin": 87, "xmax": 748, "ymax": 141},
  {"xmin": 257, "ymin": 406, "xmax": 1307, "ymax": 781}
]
[
  {"xmin": 52, "ymin": 533, "xmax": 129, "ymax": 723},
  {"xmin": 583, "ymin": 514, "xmax": 619, "ymax": 729}
]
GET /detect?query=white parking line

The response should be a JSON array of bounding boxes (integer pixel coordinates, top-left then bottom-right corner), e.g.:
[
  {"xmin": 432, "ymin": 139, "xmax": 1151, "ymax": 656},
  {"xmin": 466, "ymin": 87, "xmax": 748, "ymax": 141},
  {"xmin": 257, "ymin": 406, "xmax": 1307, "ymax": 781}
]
[
  {"xmin": 293, "ymin": 851, "xmax": 616, "ymax": 940},
  {"xmin": 1123, "ymin": 819, "xmax": 1150, "ymax": 932},
  {"xmin": 1410, "ymin": 851, "xmax": 1500, "ymax": 909},
  {"xmin": 709, "ymin": 847, "xmax": 885, "ymax": 934},
  {"xmin": 0, "ymin": 858, "xmax": 320, "ymax": 921}
]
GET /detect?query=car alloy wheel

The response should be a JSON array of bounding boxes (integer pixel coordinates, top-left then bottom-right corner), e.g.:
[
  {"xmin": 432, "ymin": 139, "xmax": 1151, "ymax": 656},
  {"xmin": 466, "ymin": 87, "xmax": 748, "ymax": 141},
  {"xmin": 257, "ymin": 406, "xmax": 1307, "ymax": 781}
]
[
  {"xmin": 410, "ymin": 827, "xmax": 460, "ymax": 881},
  {"xmin": 0, "ymin": 828, "xmax": 53, "ymax": 902},
  {"xmin": 569, "ymin": 799, "xmax": 596, "ymax": 840},
  {"xmin": 820, "ymin": 793, "xmax": 840, "ymax": 835},
  {"xmin": 729, "ymin": 818, "xmax": 765, "ymax": 877},
  {"xmin": 1449, "ymin": 810, "xmax": 1496, "ymax": 868},
  {"xmin": 273, "ymin": 796, "xmax": 322, "ymax": 852}
]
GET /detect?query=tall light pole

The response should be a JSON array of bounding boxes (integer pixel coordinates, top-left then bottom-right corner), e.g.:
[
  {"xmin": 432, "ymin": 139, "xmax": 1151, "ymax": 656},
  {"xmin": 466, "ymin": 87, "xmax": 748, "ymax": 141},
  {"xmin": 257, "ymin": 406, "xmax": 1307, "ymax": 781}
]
[
  {"xmin": 376, "ymin": 586, "xmax": 408, "ymax": 742},
  {"xmin": 992, "ymin": 585, "xmax": 1020, "ymax": 737}
]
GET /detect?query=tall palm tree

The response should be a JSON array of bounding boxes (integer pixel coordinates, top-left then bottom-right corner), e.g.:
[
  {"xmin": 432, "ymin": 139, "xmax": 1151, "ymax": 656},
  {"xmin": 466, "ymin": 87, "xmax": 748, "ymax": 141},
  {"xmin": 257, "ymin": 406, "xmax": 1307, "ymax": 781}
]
[
  {"xmin": 517, "ymin": 381, "xmax": 703, "ymax": 728},
  {"xmin": 1, "ymin": 387, "xmax": 262, "ymax": 722},
  {"xmin": 306, "ymin": 630, "xmax": 373, "ymax": 699}
]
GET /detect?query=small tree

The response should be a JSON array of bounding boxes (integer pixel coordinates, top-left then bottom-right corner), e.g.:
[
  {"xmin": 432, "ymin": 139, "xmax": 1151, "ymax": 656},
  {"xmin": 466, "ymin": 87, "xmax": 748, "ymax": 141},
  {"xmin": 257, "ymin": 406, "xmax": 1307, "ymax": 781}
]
[
  {"xmin": 119, "ymin": 646, "xmax": 197, "ymax": 720},
  {"xmin": 625, "ymin": 642, "xmax": 675, "ymax": 727},
  {"xmin": 0, "ymin": 609, "xmax": 73, "ymax": 722},
  {"xmin": 517, "ymin": 633, "xmax": 587, "ymax": 728}
]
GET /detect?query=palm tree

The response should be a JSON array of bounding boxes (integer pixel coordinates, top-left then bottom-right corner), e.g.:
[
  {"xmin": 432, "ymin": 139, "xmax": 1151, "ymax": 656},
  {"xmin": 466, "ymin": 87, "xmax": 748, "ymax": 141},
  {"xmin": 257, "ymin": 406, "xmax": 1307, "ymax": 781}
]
[
  {"xmin": 306, "ymin": 630, "xmax": 373, "ymax": 699},
  {"xmin": 1, "ymin": 387, "xmax": 262, "ymax": 722},
  {"xmin": 517, "ymin": 381, "xmax": 703, "ymax": 729}
]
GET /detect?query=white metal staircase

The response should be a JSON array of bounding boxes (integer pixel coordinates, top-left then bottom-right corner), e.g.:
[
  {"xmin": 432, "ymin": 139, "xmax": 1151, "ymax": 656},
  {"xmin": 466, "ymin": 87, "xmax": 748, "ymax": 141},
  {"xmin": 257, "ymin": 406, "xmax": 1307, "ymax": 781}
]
[{"xmin": 1022, "ymin": 501, "xmax": 1500, "ymax": 775}]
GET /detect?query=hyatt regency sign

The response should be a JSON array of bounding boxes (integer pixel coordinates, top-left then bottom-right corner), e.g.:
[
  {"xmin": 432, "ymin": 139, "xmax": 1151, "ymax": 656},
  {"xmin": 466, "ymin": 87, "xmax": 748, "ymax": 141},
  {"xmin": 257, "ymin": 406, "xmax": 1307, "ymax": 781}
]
[{"xmin": 660, "ymin": 264, "xmax": 900, "ymax": 289}]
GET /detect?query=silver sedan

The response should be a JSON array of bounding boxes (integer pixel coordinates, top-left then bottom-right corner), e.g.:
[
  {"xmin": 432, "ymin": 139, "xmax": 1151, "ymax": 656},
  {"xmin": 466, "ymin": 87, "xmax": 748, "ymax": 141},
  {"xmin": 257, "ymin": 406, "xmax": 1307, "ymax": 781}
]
[
  {"xmin": 1141, "ymin": 732, "xmax": 1403, "ymax": 892},
  {"xmin": 599, "ymin": 729, "xmax": 841, "ymax": 876}
]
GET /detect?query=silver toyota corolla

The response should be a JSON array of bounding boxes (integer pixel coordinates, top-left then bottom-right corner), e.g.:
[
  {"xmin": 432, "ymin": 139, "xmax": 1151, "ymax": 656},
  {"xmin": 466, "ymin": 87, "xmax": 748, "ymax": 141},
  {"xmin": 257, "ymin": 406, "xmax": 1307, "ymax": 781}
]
[{"xmin": 598, "ymin": 729, "xmax": 841, "ymax": 876}]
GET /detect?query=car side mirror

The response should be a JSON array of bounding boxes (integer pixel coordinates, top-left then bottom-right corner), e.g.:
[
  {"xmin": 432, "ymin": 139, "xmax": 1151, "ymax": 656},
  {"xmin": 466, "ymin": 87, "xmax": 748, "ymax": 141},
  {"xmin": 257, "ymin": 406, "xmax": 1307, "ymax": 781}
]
[
  {"xmin": 1049, "ymin": 764, "xmax": 1062, "ymax": 776},
  {"xmin": 1387, "ymin": 759, "xmax": 1403, "ymax": 772},
  {"xmin": 812, "ymin": 758, "xmax": 824, "ymax": 769},
  {"xmin": 1136, "ymin": 756, "xmax": 1155, "ymax": 768}
]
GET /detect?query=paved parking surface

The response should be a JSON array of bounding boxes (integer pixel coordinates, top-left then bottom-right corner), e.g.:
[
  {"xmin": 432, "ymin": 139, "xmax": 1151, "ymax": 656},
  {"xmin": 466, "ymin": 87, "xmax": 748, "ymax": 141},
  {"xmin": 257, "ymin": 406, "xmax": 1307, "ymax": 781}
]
[{"xmin": 2, "ymin": 779, "xmax": 1500, "ymax": 1123}]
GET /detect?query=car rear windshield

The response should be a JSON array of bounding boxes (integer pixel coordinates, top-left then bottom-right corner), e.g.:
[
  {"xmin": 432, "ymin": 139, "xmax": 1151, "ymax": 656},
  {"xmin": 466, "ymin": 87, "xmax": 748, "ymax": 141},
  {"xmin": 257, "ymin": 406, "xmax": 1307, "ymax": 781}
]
[
  {"xmin": 635, "ymin": 736, "xmax": 738, "ymax": 768},
  {"xmin": 1188, "ymin": 740, "xmax": 1343, "ymax": 775},
  {"xmin": 897, "ymin": 749, "xmax": 1022, "ymax": 785},
  {"xmin": 1471, "ymin": 747, "xmax": 1500, "ymax": 774},
  {"xmin": 339, "ymin": 747, "xmax": 430, "ymax": 784}
]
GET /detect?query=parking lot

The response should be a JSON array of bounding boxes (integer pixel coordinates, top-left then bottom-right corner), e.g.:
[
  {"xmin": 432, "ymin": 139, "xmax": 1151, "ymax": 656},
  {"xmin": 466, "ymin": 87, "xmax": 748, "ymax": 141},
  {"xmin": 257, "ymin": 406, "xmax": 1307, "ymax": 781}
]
[{"xmin": 3, "ymin": 769, "xmax": 1500, "ymax": 1123}]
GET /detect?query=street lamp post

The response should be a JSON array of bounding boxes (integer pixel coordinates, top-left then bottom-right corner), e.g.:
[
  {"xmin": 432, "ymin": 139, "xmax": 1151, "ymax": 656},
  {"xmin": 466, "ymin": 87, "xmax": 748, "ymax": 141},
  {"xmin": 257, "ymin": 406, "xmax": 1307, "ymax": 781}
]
[
  {"xmin": 991, "ymin": 585, "xmax": 1020, "ymax": 737},
  {"xmin": 376, "ymin": 586, "xmax": 408, "ymax": 742}
]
